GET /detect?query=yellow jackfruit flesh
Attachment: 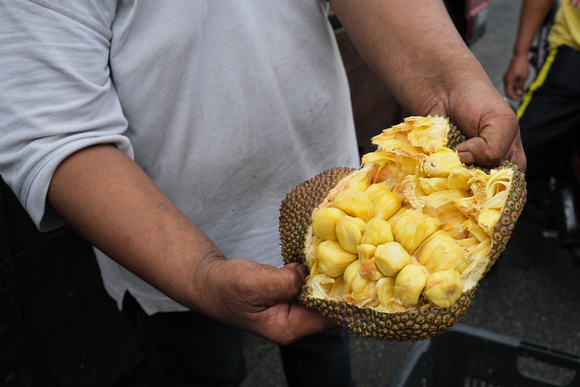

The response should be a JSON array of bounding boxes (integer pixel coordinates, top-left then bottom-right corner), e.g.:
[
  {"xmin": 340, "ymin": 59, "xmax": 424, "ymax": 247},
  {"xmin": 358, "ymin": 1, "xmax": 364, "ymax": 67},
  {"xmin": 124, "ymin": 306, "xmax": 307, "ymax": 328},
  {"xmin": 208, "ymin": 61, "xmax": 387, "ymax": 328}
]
[
  {"xmin": 336, "ymin": 216, "xmax": 366, "ymax": 254},
  {"xmin": 394, "ymin": 264, "xmax": 427, "ymax": 306},
  {"xmin": 415, "ymin": 230, "xmax": 467, "ymax": 273},
  {"xmin": 405, "ymin": 116, "xmax": 450, "ymax": 153},
  {"xmin": 447, "ymin": 168, "xmax": 471, "ymax": 190},
  {"xmin": 423, "ymin": 269, "xmax": 463, "ymax": 309},
  {"xmin": 359, "ymin": 258, "xmax": 384, "ymax": 281},
  {"xmin": 374, "ymin": 241, "xmax": 412, "ymax": 277},
  {"xmin": 343, "ymin": 259, "xmax": 378, "ymax": 304},
  {"xmin": 343, "ymin": 259, "xmax": 363, "ymax": 294},
  {"xmin": 333, "ymin": 189, "xmax": 373, "ymax": 222},
  {"xmin": 344, "ymin": 171, "xmax": 371, "ymax": 192},
  {"xmin": 419, "ymin": 177, "xmax": 448, "ymax": 194},
  {"xmin": 280, "ymin": 115, "xmax": 526, "ymax": 341},
  {"xmin": 376, "ymin": 276, "xmax": 398, "ymax": 308},
  {"xmin": 361, "ymin": 218, "xmax": 394, "ymax": 246},
  {"xmin": 422, "ymin": 148, "xmax": 463, "ymax": 177},
  {"xmin": 311, "ymin": 207, "xmax": 347, "ymax": 241},
  {"xmin": 391, "ymin": 209, "xmax": 439, "ymax": 253},
  {"xmin": 364, "ymin": 183, "xmax": 391, "ymax": 201},
  {"xmin": 372, "ymin": 188, "xmax": 402, "ymax": 220},
  {"xmin": 316, "ymin": 240, "xmax": 357, "ymax": 278},
  {"xmin": 357, "ymin": 243, "xmax": 376, "ymax": 264}
]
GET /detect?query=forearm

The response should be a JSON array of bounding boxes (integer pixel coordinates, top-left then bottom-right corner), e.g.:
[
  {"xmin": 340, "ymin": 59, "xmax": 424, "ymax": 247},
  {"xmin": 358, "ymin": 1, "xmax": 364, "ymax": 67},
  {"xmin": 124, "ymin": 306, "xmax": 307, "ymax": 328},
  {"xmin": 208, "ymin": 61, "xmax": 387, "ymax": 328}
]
[
  {"xmin": 330, "ymin": 0, "xmax": 487, "ymax": 115},
  {"xmin": 46, "ymin": 144, "xmax": 332, "ymax": 344},
  {"xmin": 47, "ymin": 144, "xmax": 223, "ymax": 311},
  {"xmin": 513, "ymin": 0, "xmax": 554, "ymax": 58},
  {"xmin": 331, "ymin": 0, "xmax": 526, "ymax": 170}
]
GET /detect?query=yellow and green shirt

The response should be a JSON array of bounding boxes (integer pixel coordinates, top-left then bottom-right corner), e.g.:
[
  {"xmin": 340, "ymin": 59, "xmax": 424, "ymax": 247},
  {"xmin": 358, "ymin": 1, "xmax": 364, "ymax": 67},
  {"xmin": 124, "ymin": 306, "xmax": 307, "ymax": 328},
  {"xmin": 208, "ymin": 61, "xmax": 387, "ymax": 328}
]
[{"xmin": 548, "ymin": 0, "xmax": 580, "ymax": 51}]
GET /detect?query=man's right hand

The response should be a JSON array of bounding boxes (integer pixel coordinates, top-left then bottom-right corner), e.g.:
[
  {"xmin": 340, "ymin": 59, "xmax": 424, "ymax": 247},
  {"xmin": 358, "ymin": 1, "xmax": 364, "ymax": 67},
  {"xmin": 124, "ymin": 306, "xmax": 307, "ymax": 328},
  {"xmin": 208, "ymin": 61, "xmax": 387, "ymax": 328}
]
[
  {"xmin": 192, "ymin": 258, "xmax": 338, "ymax": 345},
  {"xmin": 504, "ymin": 54, "xmax": 531, "ymax": 101}
]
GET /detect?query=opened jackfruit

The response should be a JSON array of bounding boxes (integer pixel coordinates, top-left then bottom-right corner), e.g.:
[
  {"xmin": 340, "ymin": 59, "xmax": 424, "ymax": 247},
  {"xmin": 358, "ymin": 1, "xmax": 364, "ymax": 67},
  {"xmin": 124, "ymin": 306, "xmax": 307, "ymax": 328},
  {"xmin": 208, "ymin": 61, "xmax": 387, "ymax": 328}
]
[{"xmin": 280, "ymin": 116, "xmax": 526, "ymax": 341}]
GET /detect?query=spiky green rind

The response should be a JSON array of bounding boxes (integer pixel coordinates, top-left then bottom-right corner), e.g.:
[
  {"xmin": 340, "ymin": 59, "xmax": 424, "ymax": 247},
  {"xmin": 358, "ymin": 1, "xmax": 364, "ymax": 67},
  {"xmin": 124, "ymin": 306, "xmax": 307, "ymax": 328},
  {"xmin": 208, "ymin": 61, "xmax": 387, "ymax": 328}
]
[
  {"xmin": 445, "ymin": 120, "xmax": 467, "ymax": 149},
  {"xmin": 298, "ymin": 286, "xmax": 476, "ymax": 341},
  {"xmin": 280, "ymin": 167, "xmax": 356, "ymax": 265}
]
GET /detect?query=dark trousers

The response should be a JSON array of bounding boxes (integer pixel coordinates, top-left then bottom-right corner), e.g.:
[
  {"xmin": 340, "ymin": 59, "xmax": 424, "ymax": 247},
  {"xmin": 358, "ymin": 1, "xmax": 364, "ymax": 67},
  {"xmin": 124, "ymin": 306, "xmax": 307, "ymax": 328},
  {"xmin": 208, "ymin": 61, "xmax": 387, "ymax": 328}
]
[
  {"xmin": 517, "ymin": 44, "xmax": 580, "ymax": 204},
  {"xmin": 122, "ymin": 292, "xmax": 354, "ymax": 387}
]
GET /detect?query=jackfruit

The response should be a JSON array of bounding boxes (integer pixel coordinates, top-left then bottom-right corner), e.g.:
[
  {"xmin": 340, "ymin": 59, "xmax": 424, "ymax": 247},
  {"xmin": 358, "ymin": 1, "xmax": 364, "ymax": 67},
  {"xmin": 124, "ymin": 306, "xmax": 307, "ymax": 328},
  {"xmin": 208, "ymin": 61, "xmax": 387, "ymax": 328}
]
[
  {"xmin": 316, "ymin": 240, "xmax": 357, "ymax": 278},
  {"xmin": 357, "ymin": 243, "xmax": 376, "ymax": 264},
  {"xmin": 371, "ymin": 187, "xmax": 402, "ymax": 220},
  {"xmin": 311, "ymin": 207, "xmax": 347, "ymax": 241},
  {"xmin": 359, "ymin": 258, "xmax": 384, "ymax": 281},
  {"xmin": 415, "ymin": 230, "xmax": 466, "ymax": 273},
  {"xmin": 376, "ymin": 277, "xmax": 398, "ymax": 309},
  {"xmin": 422, "ymin": 148, "xmax": 463, "ymax": 177},
  {"xmin": 391, "ymin": 209, "xmax": 439, "ymax": 253},
  {"xmin": 394, "ymin": 264, "xmax": 428, "ymax": 306},
  {"xmin": 447, "ymin": 168, "xmax": 471, "ymax": 190},
  {"xmin": 336, "ymin": 216, "xmax": 366, "ymax": 254},
  {"xmin": 419, "ymin": 177, "xmax": 448, "ymax": 194},
  {"xmin": 374, "ymin": 241, "xmax": 412, "ymax": 277},
  {"xmin": 361, "ymin": 218, "xmax": 394, "ymax": 246},
  {"xmin": 333, "ymin": 189, "xmax": 373, "ymax": 222},
  {"xmin": 423, "ymin": 269, "xmax": 463, "ymax": 309},
  {"xmin": 280, "ymin": 115, "xmax": 526, "ymax": 341}
]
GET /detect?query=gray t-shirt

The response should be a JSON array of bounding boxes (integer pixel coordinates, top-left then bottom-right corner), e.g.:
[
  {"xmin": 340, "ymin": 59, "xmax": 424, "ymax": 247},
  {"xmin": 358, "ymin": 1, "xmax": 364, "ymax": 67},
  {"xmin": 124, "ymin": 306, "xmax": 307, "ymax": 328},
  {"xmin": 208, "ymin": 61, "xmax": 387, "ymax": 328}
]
[{"xmin": 0, "ymin": 0, "xmax": 360, "ymax": 314}]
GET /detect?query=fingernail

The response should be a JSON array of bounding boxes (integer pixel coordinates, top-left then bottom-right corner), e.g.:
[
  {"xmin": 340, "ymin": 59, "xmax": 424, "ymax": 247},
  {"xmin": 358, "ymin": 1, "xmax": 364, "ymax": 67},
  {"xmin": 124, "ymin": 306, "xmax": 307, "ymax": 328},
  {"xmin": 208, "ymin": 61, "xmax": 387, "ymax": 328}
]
[
  {"xmin": 295, "ymin": 264, "xmax": 307, "ymax": 281},
  {"xmin": 457, "ymin": 151, "xmax": 475, "ymax": 165}
]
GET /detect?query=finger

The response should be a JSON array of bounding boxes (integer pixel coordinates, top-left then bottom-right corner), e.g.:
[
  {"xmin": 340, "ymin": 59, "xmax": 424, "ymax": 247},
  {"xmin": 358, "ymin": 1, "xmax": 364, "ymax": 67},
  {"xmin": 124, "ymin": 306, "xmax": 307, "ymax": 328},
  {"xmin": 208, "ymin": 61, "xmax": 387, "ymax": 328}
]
[
  {"xmin": 245, "ymin": 263, "xmax": 307, "ymax": 308},
  {"xmin": 505, "ymin": 136, "xmax": 527, "ymax": 172},
  {"xmin": 503, "ymin": 77, "xmax": 516, "ymax": 100},
  {"xmin": 455, "ymin": 136, "xmax": 507, "ymax": 167},
  {"xmin": 284, "ymin": 261, "xmax": 308, "ymax": 282},
  {"xmin": 456, "ymin": 134, "xmax": 526, "ymax": 171},
  {"xmin": 513, "ymin": 78, "xmax": 526, "ymax": 99},
  {"xmin": 265, "ymin": 301, "xmax": 339, "ymax": 345},
  {"xmin": 505, "ymin": 77, "xmax": 524, "ymax": 101}
]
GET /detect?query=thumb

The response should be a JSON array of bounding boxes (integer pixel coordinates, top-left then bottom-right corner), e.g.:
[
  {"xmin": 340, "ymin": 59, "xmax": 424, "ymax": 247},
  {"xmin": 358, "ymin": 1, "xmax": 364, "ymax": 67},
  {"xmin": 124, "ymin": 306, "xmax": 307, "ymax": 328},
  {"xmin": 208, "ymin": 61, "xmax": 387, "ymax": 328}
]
[
  {"xmin": 274, "ymin": 262, "xmax": 308, "ymax": 298},
  {"xmin": 455, "ymin": 136, "xmax": 503, "ymax": 167},
  {"xmin": 455, "ymin": 134, "xmax": 526, "ymax": 171},
  {"xmin": 246, "ymin": 262, "xmax": 307, "ymax": 307}
]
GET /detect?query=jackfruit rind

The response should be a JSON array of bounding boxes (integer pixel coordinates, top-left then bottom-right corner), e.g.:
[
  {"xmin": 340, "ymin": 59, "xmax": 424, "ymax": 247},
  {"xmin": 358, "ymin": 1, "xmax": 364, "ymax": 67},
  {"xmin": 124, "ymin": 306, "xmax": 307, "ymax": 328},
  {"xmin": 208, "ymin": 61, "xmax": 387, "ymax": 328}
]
[
  {"xmin": 296, "ymin": 287, "xmax": 475, "ymax": 341},
  {"xmin": 279, "ymin": 166, "xmax": 356, "ymax": 267},
  {"xmin": 279, "ymin": 116, "xmax": 526, "ymax": 341}
]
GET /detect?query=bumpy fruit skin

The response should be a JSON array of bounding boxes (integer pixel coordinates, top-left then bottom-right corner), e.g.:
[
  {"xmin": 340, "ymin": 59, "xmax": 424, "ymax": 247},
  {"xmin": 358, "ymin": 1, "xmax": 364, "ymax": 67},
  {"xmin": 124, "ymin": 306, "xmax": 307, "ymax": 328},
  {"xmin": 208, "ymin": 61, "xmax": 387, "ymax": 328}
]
[
  {"xmin": 279, "ymin": 117, "xmax": 526, "ymax": 341},
  {"xmin": 298, "ymin": 288, "xmax": 475, "ymax": 341},
  {"xmin": 279, "ymin": 167, "xmax": 356, "ymax": 266}
]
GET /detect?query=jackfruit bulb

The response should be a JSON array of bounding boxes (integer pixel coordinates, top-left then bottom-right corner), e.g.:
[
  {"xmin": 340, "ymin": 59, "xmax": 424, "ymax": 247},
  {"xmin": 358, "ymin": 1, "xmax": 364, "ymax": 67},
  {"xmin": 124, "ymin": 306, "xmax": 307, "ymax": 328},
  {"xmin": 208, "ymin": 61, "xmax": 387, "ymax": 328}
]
[{"xmin": 280, "ymin": 116, "xmax": 526, "ymax": 341}]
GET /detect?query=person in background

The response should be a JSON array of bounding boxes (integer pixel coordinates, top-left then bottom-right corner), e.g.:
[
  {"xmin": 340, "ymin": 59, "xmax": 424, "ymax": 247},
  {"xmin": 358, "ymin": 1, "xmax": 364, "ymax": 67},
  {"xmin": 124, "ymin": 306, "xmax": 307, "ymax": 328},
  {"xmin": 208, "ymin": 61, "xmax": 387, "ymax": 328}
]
[
  {"xmin": 1, "ymin": 1, "xmax": 525, "ymax": 386},
  {"xmin": 504, "ymin": 0, "xmax": 580, "ymax": 222}
]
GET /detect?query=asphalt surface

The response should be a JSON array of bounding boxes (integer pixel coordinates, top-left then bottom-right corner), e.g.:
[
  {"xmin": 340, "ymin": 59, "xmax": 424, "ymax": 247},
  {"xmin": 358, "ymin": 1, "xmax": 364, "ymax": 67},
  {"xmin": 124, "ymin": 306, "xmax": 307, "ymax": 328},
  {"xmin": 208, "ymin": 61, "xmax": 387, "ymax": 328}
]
[{"xmin": 240, "ymin": 1, "xmax": 580, "ymax": 385}]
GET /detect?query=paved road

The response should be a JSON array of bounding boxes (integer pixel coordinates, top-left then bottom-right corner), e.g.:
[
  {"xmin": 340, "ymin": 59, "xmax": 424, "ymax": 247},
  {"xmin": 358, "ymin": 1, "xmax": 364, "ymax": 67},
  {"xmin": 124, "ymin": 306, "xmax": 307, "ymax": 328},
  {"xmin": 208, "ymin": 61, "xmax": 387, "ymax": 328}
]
[
  {"xmin": 241, "ymin": 1, "xmax": 580, "ymax": 385},
  {"xmin": 470, "ymin": 0, "xmax": 523, "ymax": 97}
]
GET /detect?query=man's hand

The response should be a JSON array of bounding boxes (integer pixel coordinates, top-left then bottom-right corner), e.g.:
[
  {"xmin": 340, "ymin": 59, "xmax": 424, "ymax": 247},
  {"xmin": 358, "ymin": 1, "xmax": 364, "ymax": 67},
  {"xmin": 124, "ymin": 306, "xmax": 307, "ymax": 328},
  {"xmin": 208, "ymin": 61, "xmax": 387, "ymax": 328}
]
[
  {"xmin": 504, "ymin": 54, "xmax": 531, "ymax": 101},
  {"xmin": 48, "ymin": 144, "xmax": 335, "ymax": 346},
  {"xmin": 331, "ymin": 0, "xmax": 527, "ymax": 172},
  {"xmin": 503, "ymin": 0, "xmax": 555, "ymax": 101},
  {"xmin": 429, "ymin": 79, "xmax": 527, "ymax": 171},
  {"xmin": 193, "ymin": 259, "xmax": 337, "ymax": 345}
]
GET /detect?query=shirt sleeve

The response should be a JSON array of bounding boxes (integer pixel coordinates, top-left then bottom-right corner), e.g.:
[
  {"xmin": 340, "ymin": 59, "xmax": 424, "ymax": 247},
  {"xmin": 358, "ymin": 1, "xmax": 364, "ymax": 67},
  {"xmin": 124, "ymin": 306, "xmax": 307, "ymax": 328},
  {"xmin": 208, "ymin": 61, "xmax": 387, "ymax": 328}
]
[{"xmin": 0, "ymin": 0, "xmax": 133, "ymax": 231}]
